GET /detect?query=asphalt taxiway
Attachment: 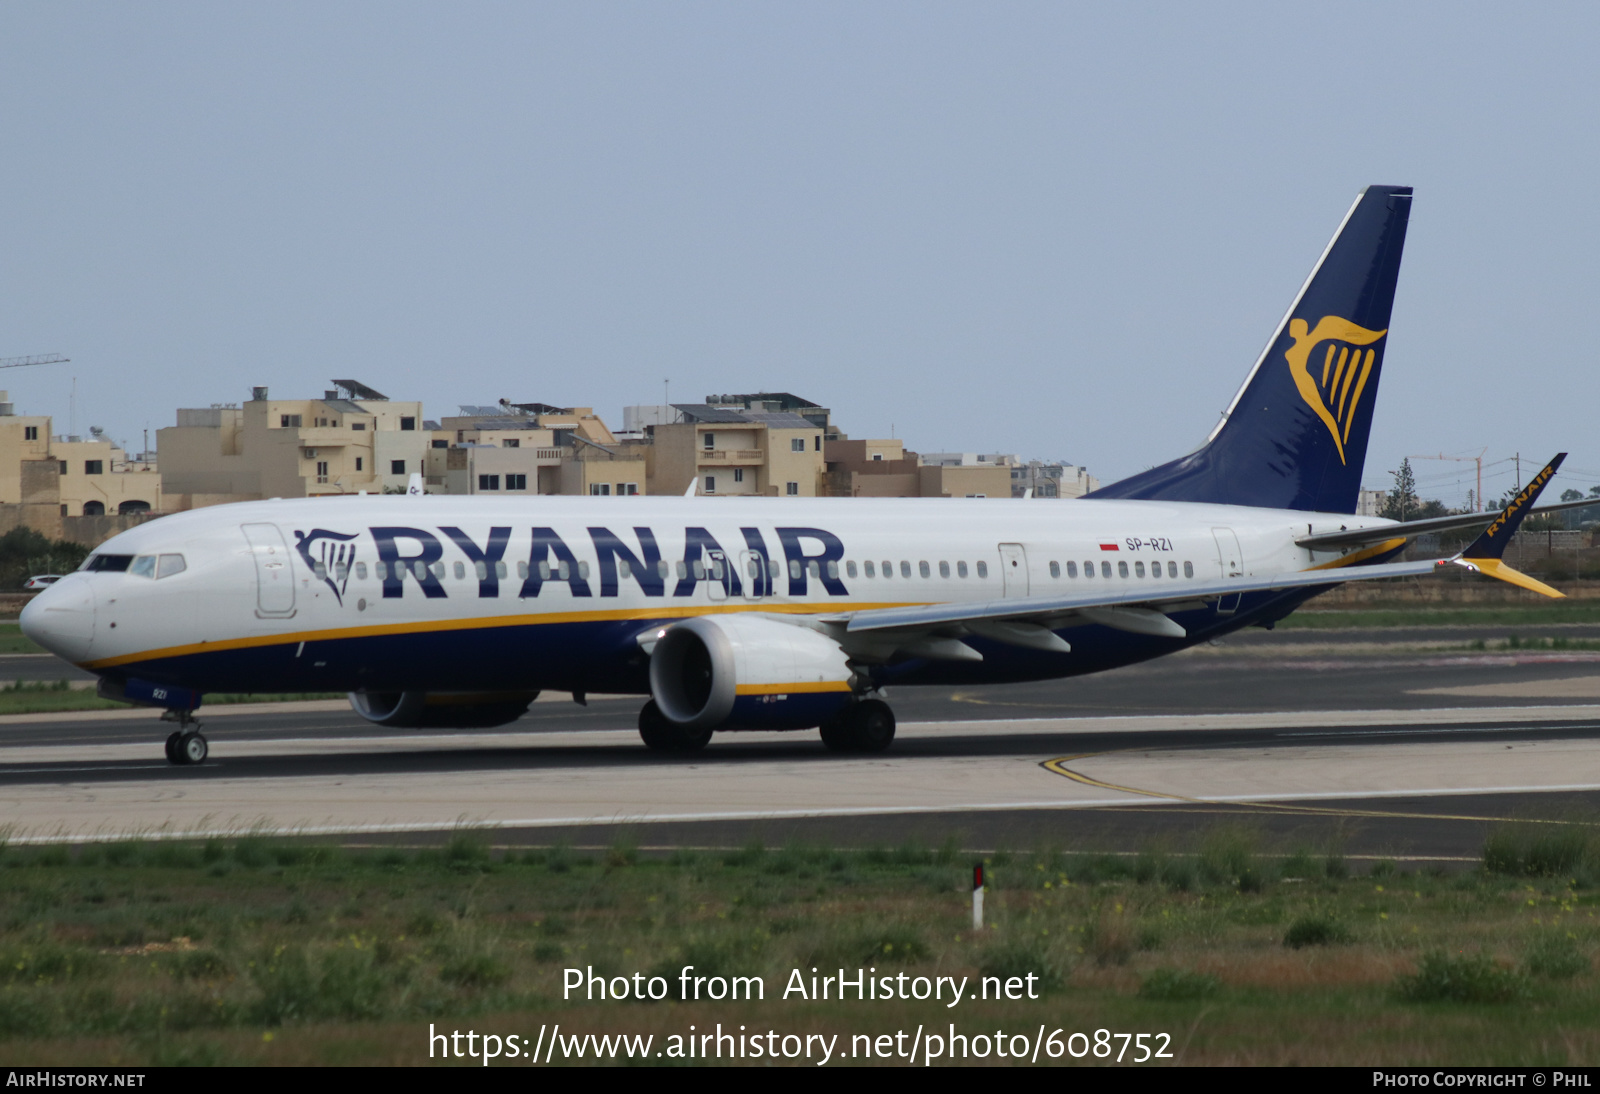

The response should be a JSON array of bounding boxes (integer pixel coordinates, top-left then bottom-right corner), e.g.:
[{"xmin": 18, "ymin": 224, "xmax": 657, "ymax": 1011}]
[{"xmin": 0, "ymin": 630, "xmax": 1597, "ymax": 859}]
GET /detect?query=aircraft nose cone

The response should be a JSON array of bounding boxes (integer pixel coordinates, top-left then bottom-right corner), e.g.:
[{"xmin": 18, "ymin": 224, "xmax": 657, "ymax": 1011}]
[{"xmin": 20, "ymin": 574, "xmax": 96, "ymax": 663}]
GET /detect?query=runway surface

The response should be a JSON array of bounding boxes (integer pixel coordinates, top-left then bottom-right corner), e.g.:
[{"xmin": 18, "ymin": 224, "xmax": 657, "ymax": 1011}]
[{"xmin": 1, "ymin": 631, "xmax": 1598, "ymax": 858}]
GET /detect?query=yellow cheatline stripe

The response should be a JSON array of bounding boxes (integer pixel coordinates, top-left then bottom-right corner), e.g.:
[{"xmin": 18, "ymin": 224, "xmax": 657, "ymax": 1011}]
[
  {"xmin": 1040, "ymin": 754, "xmax": 1600, "ymax": 826},
  {"xmin": 82, "ymin": 599, "xmax": 931, "ymax": 671},
  {"xmin": 1303, "ymin": 537, "xmax": 1407, "ymax": 571},
  {"xmin": 734, "ymin": 681, "xmax": 852, "ymax": 696}
]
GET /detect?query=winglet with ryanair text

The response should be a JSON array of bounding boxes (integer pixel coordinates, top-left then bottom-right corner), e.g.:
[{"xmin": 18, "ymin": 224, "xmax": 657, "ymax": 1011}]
[{"xmin": 1451, "ymin": 453, "xmax": 1566, "ymax": 598}]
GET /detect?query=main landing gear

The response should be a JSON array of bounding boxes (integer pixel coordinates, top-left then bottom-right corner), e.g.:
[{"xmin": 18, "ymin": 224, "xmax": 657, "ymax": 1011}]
[
  {"xmin": 819, "ymin": 699, "xmax": 896, "ymax": 754},
  {"xmin": 161, "ymin": 709, "xmax": 208, "ymax": 766},
  {"xmin": 638, "ymin": 700, "xmax": 712, "ymax": 754}
]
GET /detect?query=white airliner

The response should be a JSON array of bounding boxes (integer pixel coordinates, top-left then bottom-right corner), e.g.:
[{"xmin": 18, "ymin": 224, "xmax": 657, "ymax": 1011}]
[{"xmin": 19, "ymin": 185, "xmax": 1583, "ymax": 764}]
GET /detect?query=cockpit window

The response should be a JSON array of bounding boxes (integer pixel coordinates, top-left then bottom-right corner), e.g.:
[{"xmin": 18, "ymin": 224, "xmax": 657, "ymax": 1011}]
[
  {"xmin": 157, "ymin": 554, "xmax": 187, "ymax": 579},
  {"xmin": 83, "ymin": 554, "xmax": 133, "ymax": 573},
  {"xmin": 128, "ymin": 555, "xmax": 157, "ymax": 579}
]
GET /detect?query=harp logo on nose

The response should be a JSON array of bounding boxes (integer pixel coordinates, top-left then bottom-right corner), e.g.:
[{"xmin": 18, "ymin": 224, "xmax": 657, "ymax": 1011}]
[{"xmin": 1284, "ymin": 316, "xmax": 1388, "ymax": 464}]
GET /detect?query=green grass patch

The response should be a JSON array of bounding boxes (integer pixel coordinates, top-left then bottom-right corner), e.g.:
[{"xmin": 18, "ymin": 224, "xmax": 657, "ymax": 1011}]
[
  {"xmin": 1281, "ymin": 605, "xmax": 1600, "ymax": 629},
  {"xmin": 0, "ymin": 624, "xmax": 45, "ymax": 656},
  {"xmin": 0, "ymin": 837, "xmax": 1591, "ymax": 1064},
  {"xmin": 1395, "ymin": 952, "xmax": 1526, "ymax": 1004},
  {"xmin": 1283, "ymin": 914, "xmax": 1354, "ymax": 949}
]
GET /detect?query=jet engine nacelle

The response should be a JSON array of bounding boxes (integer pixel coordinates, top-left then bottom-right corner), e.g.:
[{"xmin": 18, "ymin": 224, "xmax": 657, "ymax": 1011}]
[
  {"xmin": 347, "ymin": 690, "xmax": 539, "ymax": 729},
  {"xmin": 649, "ymin": 614, "xmax": 856, "ymax": 731}
]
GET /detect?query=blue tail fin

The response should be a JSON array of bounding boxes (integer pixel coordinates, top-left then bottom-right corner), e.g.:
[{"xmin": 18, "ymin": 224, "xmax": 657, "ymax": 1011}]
[{"xmin": 1088, "ymin": 185, "xmax": 1412, "ymax": 513}]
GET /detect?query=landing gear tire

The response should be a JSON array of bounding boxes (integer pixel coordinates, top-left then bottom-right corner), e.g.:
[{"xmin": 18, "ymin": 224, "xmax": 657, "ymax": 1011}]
[
  {"xmin": 180, "ymin": 733, "xmax": 209, "ymax": 765},
  {"xmin": 166, "ymin": 732, "xmax": 208, "ymax": 765},
  {"xmin": 819, "ymin": 699, "xmax": 896, "ymax": 753},
  {"xmin": 638, "ymin": 700, "xmax": 712, "ymax": 754}
]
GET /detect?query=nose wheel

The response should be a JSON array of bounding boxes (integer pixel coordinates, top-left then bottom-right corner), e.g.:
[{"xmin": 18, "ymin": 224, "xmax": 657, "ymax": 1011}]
[
  {"xmin": 161, "ymin": 708, "xmax": 209, "ymax": 765},
  {"xmin": 164, "ymin": 730, "xmax": 208, "ymax": 765}
]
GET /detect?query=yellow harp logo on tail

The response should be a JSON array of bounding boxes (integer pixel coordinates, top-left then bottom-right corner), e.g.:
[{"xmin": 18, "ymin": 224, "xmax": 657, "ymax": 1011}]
[{"xmin": 1283, "ymin": 316, "xmax": 1387, "ymax": 464}]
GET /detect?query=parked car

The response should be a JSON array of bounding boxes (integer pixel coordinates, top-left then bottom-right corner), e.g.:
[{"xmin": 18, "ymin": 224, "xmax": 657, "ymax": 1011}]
[{"xmin": 23, "ymin": 575, "xmax": 63, "ymax": 590}]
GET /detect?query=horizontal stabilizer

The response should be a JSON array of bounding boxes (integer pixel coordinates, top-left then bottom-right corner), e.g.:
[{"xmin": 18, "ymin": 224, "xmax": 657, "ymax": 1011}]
[{"xmin": 1298, "ymin": 491, "xmax": 1599, "ymax": 550}]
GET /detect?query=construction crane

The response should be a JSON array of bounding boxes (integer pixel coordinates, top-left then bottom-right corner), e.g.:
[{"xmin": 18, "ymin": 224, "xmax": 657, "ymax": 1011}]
[
  {"xmin": 1409, "ymin": 449, "xmax": 1487, "ymax": 511},
  {"xmin": 0, "ymin": 354, "xmax": 68, "ymax": 370}
]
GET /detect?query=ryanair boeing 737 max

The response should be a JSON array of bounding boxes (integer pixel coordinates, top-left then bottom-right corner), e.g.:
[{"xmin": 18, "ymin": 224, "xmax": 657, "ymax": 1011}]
[{"xmin": 19, "ymin": 186, "xmax": 1587, "ymax": 764}]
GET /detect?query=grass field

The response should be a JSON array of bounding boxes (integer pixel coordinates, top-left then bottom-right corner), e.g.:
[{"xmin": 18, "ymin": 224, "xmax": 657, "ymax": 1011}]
[
  {"xmin": 1282, "ymin": 604, "xmax": 1600, "ymax": 629},
  {"xmin": 0, "ymin": 623, "xmax": 43, "ymax": 655},
  {"xmin": 0, "ymin": 824, "xmax": 1593, "ymax": 1066}
]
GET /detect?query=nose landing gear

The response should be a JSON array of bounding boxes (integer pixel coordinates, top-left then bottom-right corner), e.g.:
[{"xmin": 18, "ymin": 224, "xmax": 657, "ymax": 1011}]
[{"xmin": 161, "ymin": 709, "xmax": 208, "ymax": 766}]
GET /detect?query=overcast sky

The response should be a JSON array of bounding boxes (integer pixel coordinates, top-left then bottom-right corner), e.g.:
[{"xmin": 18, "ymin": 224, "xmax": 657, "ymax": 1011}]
[{"xmin": 3, "ymin": 3, "xmax": 1596, "ymax": 507}]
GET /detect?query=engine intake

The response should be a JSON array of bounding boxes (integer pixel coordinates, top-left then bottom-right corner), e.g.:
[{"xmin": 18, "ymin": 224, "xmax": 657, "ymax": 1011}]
[
  {"xmin": 649, "ymin": 615, "xmax": 855, "ymax": 731},
  {"xmin": 348, "ymin": 690, "xmax": 538, "ymax": 729}
]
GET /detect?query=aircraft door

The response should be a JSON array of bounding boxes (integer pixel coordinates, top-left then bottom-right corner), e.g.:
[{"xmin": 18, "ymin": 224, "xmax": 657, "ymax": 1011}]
[
  {"xmin": 738, "ymin": 550, "xmax": 766, "ymax": 600},
  {"xmin": 998, "ymin": 542, "xmax": 1029, "ymax": 597},
  {"xmin": 1211, "ymin": 527, "xmax": 1243, "ymax": 614},
  {"xmin": 705, "ymin": 550, "xmax": 729, "ymax": 601},
  {"xmin": 242, "ymin": 523, "xmax": 297, "ymax": 618}
]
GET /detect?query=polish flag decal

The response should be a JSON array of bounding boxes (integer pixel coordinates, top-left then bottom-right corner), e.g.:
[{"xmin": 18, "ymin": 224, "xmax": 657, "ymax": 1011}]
[{"xmin": 1099, "ymin": 543, "xmax": 1119, "ymax": 551}]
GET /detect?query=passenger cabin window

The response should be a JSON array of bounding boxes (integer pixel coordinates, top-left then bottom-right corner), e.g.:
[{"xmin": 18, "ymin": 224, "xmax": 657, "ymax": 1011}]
[
  {"xmin": 1049, "ymin": 561, "xmax": 1060, "ymax": 578},
  {"xmin": 957, "ymin": 561, "xmax": 968, "ymax": 578},
  {"xmin": 846, "ymin": 560, "xmax": 857, "ymax": 578},
  {"xmin": 900, "ymin": 561, "xmax": 911, "ymax": 578},
  {"xmin": 1118, "ymin": 561, "xmax": 1129, "ymax": 577},
  {"xmin": 864, "ymin": 561, "xmax": 875, "ymax": 577},
  {"xmin": 1184, "ymin": 561, "xmax": 1194, "ymax": 578},
  {"xmin": 355, "ymin": 562, "xmax": 368, "ymax": 580},
  {"xmin": 976, "ymin": 561, "xmax": 988, "ymax": 579},
  {"xmin": 1101, "ymin": 561, "xmax": 1112, "ymax": 577},
  {"xmin": 1067, "ymin": 561, "xmax": 1078, "ymax": 578},
  {"xmin": 919, "ymin": 561, "xmax": 930, "ymax": 578},
  {"xmin": 1135, "ymin": 561, "xmax": 1145, "ymax": 577},
  {"xmin": 881, "ymin": 560, "xmax": 892, "ymax": 578},
  {"xmin": 939, "ymin": 561, "xmax": 950, "ymax": 578},
  {"xmin": 1168, "ymin": 561, "xmax": 1178, "ymax": 578}
]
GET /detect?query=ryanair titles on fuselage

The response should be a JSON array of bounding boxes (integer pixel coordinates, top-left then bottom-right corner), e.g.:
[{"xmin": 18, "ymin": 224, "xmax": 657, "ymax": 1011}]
[{"xmin": 292, "ymin": 524, "xmax": 849, "ymax": 604}]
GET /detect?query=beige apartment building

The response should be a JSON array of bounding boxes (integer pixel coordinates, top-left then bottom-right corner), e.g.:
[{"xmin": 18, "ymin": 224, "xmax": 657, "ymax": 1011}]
[
  {"xmin": 824, "ymin": 440, "xmax": 1013, "ymax": 498},
  {"xmin": 158, "ymin": 383, "xmax": 428, "ymax": 503},
  {"xmin": 0, "ymin": 393, "xmax": 163, "ymax": 541},
  {"xmin": 644, "ymin": 405, "xmax": 826, "ymax": 497},
  {"xmin": 431, "ymin": 403, "xmax": 644, "ymax": 496}
]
